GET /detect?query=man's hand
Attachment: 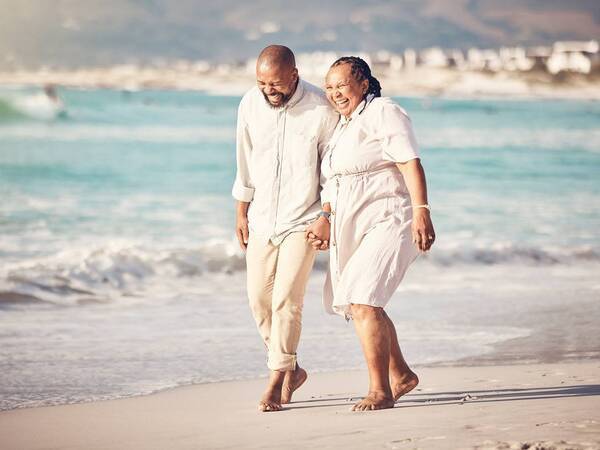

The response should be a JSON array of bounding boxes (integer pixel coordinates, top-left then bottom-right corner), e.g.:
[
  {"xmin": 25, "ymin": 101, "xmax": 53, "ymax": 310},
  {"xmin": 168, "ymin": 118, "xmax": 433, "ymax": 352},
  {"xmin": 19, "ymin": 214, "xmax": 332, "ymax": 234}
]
[
  {"xmin": 412, "ymin": 208, "xmax": 435, "ymax": 252},
  {"xmin": 305, "ymin": 216, "xmax": 330, "ymax": 251},
  {"xmin": 235, "ymin": 201, "xmax": 250, "ymax": 251},
  {"xmin": 236, "ymin": 214, "xmax": 249, "ymax": 250}
]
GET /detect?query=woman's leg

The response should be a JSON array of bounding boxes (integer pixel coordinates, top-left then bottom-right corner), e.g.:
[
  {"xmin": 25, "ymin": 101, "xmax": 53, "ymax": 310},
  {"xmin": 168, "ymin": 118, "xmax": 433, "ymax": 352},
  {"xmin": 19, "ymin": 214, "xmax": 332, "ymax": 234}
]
[
  {"xmin": 350, "ymin": 304, "xmax": 396, "ymax": 411},
  {"xmin": 382, "ymin": 311, "xmax": 419, "ymax": 400}
]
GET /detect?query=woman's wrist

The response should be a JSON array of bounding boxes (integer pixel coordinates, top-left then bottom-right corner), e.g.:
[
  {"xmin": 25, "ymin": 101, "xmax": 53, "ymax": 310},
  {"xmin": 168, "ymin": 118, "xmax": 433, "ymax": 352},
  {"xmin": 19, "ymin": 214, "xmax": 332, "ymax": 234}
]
[{"xmin": 412, "ymin": 204, "xmax": 431, "ymax": 213}]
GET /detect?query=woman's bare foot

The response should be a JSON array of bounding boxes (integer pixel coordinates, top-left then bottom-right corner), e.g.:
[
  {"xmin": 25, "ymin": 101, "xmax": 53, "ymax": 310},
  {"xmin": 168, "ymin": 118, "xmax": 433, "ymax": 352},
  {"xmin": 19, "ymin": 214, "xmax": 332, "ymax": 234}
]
[
  {"xmin": 391, "ymin": 371, "xmax": 419, "ymax": 401},
  {"xmin": 281, "ymin": 367, "xmax": 308, "ymax": 404},
  {"xmin": 351, "ymin": 390, "xmax": 395, "ymax": 411}
]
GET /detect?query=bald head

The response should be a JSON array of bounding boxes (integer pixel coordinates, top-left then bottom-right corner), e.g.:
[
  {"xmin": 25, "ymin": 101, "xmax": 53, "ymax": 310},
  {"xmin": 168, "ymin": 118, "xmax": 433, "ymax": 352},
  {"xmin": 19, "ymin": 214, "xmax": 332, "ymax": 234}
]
[
  {"xmin": 257, "ymin": 45, "xmax": 296, "ymax": 72},
  {"xmin": 256, "ymin": 45, "xmax": 299, "ymax": 108}
]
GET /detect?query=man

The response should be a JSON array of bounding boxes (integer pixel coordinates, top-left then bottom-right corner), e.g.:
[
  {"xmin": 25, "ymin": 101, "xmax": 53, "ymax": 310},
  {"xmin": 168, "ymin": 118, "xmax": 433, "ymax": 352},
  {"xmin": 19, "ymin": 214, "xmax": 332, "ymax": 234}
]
[{"xmin": 232, "ymin": 45, "xmax": 338, "ymax": 412}]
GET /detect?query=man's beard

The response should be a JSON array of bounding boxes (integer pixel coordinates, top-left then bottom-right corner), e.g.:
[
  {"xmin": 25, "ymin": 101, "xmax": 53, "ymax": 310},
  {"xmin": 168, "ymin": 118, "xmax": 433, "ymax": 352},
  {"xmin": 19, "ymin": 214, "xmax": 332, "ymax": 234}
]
[{"xmin": 262, "ymin": 91, "xmax": 293, "ymax": 109}]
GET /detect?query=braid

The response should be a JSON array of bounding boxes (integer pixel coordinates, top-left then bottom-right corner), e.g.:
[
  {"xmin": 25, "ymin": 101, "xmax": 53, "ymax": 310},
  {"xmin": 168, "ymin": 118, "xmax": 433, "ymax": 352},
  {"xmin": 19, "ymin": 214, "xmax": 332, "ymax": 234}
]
[{"xmin": 331, "ymin": 56, "xmax": 382, "ymax": 98}]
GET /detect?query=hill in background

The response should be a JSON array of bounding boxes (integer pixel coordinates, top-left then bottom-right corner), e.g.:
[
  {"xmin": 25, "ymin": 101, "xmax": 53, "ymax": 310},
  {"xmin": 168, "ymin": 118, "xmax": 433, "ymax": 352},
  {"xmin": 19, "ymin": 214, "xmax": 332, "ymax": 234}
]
[{"xmin": 0, "ymin": 0, "xmax": 598, "ymax": 69}]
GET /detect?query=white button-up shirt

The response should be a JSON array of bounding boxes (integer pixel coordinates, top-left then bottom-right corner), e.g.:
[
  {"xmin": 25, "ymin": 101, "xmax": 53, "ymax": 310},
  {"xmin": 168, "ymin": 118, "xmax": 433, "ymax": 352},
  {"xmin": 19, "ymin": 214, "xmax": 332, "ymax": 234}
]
[{"xmin": 232, "ymin": 79, "xmax": 339, "ymax": 245}]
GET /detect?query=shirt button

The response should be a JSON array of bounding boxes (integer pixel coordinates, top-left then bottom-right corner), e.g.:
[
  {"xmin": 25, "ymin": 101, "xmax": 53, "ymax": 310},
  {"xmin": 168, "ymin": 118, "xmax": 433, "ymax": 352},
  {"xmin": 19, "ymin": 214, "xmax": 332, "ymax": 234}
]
[
  {"xmin": 332, "ymin": 242, "xmax": 336, "ymax": 247},
  {"xmin": 331, "ymin": 211, "xmax": 335, "ymax": 215}
]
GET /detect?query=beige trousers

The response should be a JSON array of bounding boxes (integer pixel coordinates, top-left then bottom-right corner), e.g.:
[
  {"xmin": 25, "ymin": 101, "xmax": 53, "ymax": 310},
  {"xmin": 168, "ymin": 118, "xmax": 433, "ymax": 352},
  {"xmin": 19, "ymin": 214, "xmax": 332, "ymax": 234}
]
[{"xmin": 246, "ymin": 231, "xmax": 316, "ymax": 371}]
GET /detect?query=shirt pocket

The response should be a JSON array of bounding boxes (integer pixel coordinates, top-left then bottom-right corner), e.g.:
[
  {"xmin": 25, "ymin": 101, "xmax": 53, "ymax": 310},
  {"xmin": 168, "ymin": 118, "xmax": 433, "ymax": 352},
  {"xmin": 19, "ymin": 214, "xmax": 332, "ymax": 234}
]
[
  {"xmin": 249, "ymin": 133, "xmax": 277, "ymax": 179},
  {"xmin": 288, "ymin": 131, "xmax": 318, "ymax": 168}
]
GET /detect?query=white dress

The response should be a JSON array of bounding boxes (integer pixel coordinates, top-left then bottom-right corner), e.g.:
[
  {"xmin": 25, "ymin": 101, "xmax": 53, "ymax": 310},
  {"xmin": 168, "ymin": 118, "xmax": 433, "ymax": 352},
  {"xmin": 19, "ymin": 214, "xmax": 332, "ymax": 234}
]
[{"xmin": 321, "ymin": 96, "xmax": 421, "ymax": 317}]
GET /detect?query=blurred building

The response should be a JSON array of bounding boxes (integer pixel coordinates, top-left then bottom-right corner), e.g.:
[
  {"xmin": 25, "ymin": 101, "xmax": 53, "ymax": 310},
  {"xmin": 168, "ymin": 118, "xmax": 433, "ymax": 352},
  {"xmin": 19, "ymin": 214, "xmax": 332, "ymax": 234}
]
[{"xmin": 547, "ymin": 40, "xmax": 599, "ymax": 74}]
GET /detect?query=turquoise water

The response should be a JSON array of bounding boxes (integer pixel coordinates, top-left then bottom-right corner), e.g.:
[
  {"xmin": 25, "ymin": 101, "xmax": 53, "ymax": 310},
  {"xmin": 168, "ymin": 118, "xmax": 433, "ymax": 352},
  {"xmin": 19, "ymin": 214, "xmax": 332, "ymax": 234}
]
[{"xmin": 0, "ymin": 86, "xmax": 598, "ymax": 410}]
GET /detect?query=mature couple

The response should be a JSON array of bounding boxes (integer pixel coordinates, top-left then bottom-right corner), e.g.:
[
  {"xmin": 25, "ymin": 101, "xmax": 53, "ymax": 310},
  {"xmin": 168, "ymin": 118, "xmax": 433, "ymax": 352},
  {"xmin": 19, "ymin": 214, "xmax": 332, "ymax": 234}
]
[{"xmin": 232, "ymin": 45, "xmax": 435, "ymax": 412}]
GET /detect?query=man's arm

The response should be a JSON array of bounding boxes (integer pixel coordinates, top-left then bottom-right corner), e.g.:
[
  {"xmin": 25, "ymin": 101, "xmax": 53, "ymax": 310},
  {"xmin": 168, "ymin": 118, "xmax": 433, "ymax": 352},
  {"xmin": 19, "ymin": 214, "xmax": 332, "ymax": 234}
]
[
  {"xmin": 317, "ymin": 108, "xmax": 339, "ymax": 207},
  {"xmin": 232, "ymin": 101, "xmax": 254, "ymax": 251}
]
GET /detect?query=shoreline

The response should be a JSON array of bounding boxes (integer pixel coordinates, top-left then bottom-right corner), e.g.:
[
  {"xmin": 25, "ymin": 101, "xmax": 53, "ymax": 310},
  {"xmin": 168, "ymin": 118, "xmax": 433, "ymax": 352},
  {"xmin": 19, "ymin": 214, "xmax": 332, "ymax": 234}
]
[
  {"xmin": 4, "ymin": 355, "xmax": 598, "ymax": 414},
  {"xmin": 1, "ymin": 362, "xmax": 598, "ymax": 449},
  {"xmin": 1, "ymin": 67, "xmax": 599, "ymax": 101},
  {"xmin": 2, "ymin": 276, "xmax": 598, "ymax": 414},
  {"xmin": 3, "ymin": 82, "xmax": 599, "ymax": 103}
]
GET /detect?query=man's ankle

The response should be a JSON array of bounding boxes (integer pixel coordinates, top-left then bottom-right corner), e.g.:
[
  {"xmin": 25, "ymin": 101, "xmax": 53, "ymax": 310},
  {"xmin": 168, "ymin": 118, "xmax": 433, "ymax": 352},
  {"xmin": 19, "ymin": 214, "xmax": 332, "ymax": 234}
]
[{"xmin": 269, "ymin": 370, "xmax": 286, "ymax": 386}]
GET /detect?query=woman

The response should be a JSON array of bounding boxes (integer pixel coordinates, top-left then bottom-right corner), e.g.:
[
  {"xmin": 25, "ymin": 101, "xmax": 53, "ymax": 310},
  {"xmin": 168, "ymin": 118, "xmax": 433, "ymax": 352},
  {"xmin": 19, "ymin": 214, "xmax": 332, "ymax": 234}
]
[{"xmin": 307, "ymin": 56, "xmax": 435, "ymax": 411}]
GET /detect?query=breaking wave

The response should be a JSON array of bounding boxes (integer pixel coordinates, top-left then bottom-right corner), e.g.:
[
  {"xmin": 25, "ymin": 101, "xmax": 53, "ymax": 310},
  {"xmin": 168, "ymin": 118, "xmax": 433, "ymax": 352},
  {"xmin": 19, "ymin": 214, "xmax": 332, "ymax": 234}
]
[
  {"xmin": 1, "ymin": 241, "xmax": 597, "ymax": 306},
  {"xmin": 0, "ymin": 94, "xmax": 66, "ymax": 122}
]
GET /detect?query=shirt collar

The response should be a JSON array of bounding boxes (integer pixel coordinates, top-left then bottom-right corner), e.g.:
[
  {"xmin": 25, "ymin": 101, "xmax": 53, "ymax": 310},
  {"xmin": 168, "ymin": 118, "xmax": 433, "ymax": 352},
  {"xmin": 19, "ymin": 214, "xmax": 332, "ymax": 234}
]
[
  {"xmin": 340, "ymin": 93, "xmax": 375, "ymax": 124},
  {"xmin": 285, "ymin": 78, "xmax": 305, "ymax": 109}
]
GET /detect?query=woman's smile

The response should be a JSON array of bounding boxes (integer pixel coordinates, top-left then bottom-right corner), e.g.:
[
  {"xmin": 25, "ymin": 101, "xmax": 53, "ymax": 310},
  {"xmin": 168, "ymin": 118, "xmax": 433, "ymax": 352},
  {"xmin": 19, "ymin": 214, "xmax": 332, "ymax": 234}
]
[{"xmin": 325, "ymin": 63, "xmax": 369, "ymax": 118}]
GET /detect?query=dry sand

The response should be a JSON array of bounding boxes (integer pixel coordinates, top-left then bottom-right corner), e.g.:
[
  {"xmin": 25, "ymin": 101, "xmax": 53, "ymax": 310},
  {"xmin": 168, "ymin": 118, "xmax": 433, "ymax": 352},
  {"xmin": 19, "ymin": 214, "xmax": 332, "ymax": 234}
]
[{"xmin": 1, "ymin": 362, "xmax": 599, "ymax": 449}]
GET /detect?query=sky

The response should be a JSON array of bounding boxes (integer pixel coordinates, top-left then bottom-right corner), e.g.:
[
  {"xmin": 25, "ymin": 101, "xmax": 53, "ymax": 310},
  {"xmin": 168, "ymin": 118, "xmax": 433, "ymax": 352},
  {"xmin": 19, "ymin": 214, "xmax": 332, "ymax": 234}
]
[{"xmin": 0, "ymin": 0, "xmax": 598, "ymax": 69}]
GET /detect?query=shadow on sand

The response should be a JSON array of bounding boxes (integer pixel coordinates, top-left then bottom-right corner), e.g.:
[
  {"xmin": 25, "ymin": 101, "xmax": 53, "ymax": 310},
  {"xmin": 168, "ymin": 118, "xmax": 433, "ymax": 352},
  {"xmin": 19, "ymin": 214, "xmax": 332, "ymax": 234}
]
[{"xmin": 285, "ymin": 384, "xmax": 600, "ymax": 410}]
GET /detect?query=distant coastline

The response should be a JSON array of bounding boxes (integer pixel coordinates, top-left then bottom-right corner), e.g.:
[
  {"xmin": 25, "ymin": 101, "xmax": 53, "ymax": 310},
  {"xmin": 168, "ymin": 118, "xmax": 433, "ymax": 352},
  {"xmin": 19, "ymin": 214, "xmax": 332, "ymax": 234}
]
[{"xmin": 2, "ymin": 40, "xmax": 599, "ymax": 100}]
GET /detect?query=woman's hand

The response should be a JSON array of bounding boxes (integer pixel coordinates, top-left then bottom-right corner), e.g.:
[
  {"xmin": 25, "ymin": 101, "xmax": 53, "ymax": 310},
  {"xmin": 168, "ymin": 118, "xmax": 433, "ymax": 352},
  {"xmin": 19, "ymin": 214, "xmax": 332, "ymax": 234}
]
[
  {"xmin": 412, "ymin": 208, "xmax": 435, "ymax": 252},
  {"xmin": 305, "ymin": 217, "xmax": 330, "ymax": 251}
]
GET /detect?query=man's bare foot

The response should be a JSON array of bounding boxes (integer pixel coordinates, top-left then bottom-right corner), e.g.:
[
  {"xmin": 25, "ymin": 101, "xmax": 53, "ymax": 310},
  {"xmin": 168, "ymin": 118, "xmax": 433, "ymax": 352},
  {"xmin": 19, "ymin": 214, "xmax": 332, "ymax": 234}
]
[
  {"xmin": 281, "ymin": 367, "xmax": 308, "ymax": 404},
  {"xmin": 258, "ymin": 386, "xmax": 282, "ymax": 412},
  {"xmin": 258, "ymin": 371, "xmax": 285, "ymax": 412},
  {"xmin": 351, "ymin": 390, "xmax": 395, "ymax": 411},
  {"xmin": 391, "ymin": 371, "xmax": 419, "ymax": 400}
]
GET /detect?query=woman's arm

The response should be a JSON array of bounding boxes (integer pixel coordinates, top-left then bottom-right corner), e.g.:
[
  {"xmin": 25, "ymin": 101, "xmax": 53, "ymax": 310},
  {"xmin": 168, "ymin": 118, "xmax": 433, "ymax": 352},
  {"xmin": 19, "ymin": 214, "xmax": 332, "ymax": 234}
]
[{"xmin": 396, "ymin": 159, "xmax": 435, "ymax": 252}]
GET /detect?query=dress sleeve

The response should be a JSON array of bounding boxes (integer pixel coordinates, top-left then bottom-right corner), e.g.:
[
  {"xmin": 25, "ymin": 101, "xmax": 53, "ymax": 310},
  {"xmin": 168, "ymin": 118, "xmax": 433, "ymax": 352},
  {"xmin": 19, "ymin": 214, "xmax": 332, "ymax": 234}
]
[{"xmin": 378, "ymin": 102, "xmax": 420, "ymax": 163}]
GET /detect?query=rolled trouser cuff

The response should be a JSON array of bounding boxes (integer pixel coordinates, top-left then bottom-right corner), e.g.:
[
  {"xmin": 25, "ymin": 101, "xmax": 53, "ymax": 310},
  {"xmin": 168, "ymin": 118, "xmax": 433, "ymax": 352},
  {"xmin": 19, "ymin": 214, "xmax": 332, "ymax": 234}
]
[{"xmin": 267, "ymin": 351, "xmax": 297, "ymax": 371}]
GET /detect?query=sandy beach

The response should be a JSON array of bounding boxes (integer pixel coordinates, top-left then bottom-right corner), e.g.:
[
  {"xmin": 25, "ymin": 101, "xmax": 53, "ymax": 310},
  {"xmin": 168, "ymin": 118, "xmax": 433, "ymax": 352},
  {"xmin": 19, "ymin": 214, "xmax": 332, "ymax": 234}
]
[{"xmin": 1, "ymin": 362, "xmax": 598, "ymax": 449}]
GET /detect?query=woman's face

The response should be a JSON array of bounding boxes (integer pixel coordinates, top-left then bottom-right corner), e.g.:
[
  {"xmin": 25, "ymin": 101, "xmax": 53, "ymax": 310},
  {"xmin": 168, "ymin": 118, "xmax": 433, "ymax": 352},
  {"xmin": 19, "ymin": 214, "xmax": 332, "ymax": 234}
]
[{"xmin": 325, "ymin": 63, "xmax": 369, "ymax": 118}]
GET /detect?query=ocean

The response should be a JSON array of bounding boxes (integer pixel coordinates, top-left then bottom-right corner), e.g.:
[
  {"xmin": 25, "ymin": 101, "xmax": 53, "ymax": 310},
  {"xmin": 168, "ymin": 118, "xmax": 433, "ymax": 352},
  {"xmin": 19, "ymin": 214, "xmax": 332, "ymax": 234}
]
[{"xmin": 0, "ymin": 85, "xmax": 598, "ymax": 411}]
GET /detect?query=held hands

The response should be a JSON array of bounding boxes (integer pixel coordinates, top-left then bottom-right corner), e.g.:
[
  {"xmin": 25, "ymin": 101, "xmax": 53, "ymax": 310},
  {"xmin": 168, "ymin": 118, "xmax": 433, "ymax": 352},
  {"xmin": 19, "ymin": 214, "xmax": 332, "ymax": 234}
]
[
  {"xmin": 412, "ymin": 208, "xmax": 435, "ymax": 252},
  {"xmin": 305, "ymin": 216, "xmax": 330, "ymax": 251}
]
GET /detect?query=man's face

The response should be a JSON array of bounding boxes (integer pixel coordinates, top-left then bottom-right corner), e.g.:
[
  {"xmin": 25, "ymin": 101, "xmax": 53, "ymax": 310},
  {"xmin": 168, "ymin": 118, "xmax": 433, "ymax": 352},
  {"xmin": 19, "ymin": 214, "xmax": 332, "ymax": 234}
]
[{"xmin": 256, "ymin": 63, "xmax": 298, "ymax": 108}]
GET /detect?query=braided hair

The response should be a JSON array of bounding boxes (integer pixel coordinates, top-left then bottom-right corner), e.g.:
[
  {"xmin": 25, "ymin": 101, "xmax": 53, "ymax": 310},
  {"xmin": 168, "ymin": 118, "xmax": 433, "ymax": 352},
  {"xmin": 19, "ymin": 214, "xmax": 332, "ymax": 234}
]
[{"xmin": 331, "ymin": 56, "xmax": 382, "ymax": 98}]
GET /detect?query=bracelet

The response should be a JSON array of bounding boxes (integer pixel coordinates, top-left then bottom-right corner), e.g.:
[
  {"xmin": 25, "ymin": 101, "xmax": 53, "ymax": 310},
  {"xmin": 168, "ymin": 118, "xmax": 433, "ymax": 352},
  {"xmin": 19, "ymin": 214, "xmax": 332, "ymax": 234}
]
[
  {"xmin": 412, "ymin": 204, "xmax": 431, "ymax": 212},
  {"xmin": 317, "ymin": 211, "xmax": 331, "ymax": 221}
]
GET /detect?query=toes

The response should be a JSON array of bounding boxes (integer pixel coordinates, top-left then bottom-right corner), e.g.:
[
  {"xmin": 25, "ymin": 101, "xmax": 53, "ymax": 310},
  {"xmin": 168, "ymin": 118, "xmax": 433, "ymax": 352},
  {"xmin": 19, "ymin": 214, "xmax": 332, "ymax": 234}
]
[
  {"xmin": 352, "ymin": 402, "xmax": 366, "ymax": 411},
  {"xmin": 259, "ymin": 401, "xmax": 282, "ymax": 412},
  {"xmin": 351, "ymin": 397, "xmax": 395, "ymax": 411},
  {"xmin": 270, "ymin": 402, "xmax": 282, "ymax": 411}
]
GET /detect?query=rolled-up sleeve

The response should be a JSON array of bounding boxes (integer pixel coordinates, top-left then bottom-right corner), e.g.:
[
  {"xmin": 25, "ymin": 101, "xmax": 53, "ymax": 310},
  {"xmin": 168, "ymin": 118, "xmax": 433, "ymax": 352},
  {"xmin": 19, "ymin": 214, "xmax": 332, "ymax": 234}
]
[
  {"xmin": 232, "ymin": 102, "xmax": 255, "ymax": 202},
  {"xmin": 318, "ymin": 108, "xmax": 339, "ymax": 205},
  {"xmin": 379, "ymin": 104, "xmax": 420, "ymax": 163}
]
